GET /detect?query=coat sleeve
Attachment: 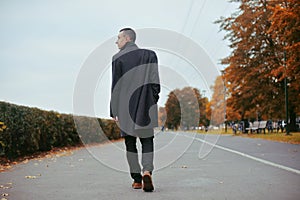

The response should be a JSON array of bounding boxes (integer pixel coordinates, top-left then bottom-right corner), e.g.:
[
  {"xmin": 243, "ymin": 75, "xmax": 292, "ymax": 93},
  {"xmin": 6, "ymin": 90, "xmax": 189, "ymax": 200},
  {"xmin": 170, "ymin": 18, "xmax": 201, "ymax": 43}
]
[
  {"xmin": 149, "ymin": 52, "xmax": 160, "ymax": 103},
  {"xmin": 110, "ymin": 56, "xmax": 122, "ymax": 117}
]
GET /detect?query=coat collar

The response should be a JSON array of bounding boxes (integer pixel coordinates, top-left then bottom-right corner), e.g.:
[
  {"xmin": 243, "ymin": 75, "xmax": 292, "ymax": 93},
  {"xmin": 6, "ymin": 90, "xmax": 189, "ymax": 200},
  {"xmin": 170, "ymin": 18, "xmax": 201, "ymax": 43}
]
[
  {"xmin": 114, "ymin": 42, "xmax": 139, "ymax": 60},
  {"xmin": 120, "ymin": 41, "xmax": 138, "ymax": 51}
]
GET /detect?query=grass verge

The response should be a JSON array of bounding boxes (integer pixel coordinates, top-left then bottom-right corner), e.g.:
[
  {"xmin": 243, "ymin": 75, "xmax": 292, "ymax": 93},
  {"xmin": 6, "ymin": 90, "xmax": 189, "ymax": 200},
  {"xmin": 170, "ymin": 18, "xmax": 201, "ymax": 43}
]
[
  {"xmin": 193, "ymin": 129, "xmax": 300, "ymax": 144},
  {"xmin": 237, "ymin": 132, "xmax": 300, "ymax": 144}
]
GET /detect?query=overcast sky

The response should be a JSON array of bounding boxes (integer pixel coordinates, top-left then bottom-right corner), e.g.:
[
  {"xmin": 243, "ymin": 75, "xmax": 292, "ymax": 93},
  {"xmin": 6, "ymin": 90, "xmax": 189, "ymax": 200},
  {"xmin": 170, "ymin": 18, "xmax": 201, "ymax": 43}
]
[{"xmin": 0, "ymin": 0, "xmax": 239, "ymax": 118}]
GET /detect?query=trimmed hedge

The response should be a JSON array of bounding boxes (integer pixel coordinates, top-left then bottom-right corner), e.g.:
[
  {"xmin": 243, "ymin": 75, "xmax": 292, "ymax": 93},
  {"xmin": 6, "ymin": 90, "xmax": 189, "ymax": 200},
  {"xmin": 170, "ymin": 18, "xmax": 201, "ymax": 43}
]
[{"xmin": 0, "ymin": 101, "xmax": 120, "ymax": 160}]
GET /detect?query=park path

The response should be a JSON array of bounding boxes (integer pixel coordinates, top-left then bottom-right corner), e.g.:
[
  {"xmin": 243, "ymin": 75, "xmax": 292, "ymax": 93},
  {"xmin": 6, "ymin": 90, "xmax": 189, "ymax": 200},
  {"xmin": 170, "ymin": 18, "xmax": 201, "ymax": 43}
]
[{"xmin": 1, "ymin": 132, "xmax": 299, "ymax": 200}]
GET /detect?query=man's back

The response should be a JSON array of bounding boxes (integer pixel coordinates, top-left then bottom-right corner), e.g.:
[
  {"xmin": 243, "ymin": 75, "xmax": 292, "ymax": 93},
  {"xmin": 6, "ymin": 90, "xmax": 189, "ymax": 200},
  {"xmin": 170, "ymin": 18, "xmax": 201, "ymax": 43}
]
[
  {"xmin": 113, "ymin": 48, "xmax": 157, "ymax": 73},
  {"xmin": 110, "ymin": 43, "xmax": 160, "ymax": 135}
]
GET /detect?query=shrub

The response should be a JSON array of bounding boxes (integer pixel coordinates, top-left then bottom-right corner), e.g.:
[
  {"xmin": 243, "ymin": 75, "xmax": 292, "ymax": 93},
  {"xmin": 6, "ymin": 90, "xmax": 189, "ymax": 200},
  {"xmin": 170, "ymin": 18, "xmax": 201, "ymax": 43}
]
[{"xmin": 0, "ymin": 101, "xmax": 120, "ymax": 160}]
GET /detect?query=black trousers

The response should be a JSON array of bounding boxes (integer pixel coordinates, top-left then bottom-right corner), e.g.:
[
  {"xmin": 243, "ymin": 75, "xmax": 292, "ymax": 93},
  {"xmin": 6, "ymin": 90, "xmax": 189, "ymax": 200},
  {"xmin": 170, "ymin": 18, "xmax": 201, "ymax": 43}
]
[{"xmin": 124, "ymin": 131, "xmax": 154, "ymax": 183}]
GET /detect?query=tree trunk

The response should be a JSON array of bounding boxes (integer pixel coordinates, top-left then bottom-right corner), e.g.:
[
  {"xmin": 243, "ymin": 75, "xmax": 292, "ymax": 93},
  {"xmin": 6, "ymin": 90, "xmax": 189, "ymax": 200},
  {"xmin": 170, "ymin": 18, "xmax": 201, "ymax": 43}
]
[{"xmin": 289, "ymin": 107, "xmax": 297, "ymax": 132}]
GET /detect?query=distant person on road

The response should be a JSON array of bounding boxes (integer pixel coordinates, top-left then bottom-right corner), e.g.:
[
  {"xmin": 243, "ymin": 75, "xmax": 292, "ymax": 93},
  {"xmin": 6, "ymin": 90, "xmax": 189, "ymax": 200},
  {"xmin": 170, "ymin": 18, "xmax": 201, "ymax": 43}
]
[
  {"xmin": 267, "ymin": 120, "xmax": 273, "ymax": 133},
  {"xmin": 277, "ymin": 120, "xmax": 284, "ymax": 133},
  {"xmin": 110, "ymin": 28, "xmax": 160, "ymax": 192},
  {"xmin": 232, "ymin": 123, "xmax": 237, "ymax": 134}
]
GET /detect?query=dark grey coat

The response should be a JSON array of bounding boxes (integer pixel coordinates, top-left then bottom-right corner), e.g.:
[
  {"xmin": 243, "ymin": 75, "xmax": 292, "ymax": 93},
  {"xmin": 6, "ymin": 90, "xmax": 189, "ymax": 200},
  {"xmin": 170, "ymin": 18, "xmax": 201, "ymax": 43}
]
[{"xmin": 110, "ymin": 42, "xmax": 160, "ymax": 137}]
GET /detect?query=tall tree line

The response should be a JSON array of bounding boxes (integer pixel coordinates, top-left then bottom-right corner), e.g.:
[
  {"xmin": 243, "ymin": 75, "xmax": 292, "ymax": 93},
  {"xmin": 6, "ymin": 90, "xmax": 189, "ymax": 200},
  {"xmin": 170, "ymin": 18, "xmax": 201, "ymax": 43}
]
[{"xmin": 216, "ymin": 0, "xmax": 299, "ymax": 130}]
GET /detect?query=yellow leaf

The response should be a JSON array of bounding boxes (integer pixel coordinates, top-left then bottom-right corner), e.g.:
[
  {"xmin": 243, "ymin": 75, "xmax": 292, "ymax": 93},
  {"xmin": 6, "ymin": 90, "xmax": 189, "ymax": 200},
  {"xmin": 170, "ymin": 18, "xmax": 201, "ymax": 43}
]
[{"xmin": 25, "ymin": 176, "xmax": 37, "ymax": 179}]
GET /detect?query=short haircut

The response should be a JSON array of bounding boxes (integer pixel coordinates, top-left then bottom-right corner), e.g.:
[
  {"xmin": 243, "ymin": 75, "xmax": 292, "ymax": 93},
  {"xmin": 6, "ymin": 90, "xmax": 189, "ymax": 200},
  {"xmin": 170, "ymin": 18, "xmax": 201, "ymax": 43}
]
[{"xmin": 119, "ymin": 28, "xmax": 136, "ymax": 42}]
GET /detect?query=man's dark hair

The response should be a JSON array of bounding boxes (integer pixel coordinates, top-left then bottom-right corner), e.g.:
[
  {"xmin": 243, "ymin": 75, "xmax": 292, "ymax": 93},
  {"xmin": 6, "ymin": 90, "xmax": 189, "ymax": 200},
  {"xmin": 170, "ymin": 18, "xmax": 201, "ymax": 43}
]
[{"xmin": 119, "ymin": 28, "xmax": 136, "ymax": 42}]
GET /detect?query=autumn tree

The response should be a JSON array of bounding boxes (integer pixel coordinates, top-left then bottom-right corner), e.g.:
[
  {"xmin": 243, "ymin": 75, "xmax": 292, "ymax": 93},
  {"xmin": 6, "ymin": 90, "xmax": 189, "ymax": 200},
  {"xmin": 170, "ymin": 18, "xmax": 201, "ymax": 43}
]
[
  {"xmin": 210, "ymin": 76, "xmax": 226, "ymax": 126},
  {"xmin": 217, "ymin": 0, "xmax": 300, "ymax": 130},
  {"xmin": 205, "ymin": 101, "xmax": 212, "ymax": 126},
  {"xmin": 268, "ymin": 0, "xmax": 300, "ymax": 130},
  {"xmin": 210, "ymin": 75, "xmax": 241, "ymax": 125},
  {"xmin": 164, "ymin": 90, "xmax": 180, "ymax": 130},
  {"xmin": 164, "ymin": 87, "xmax": 207, "ymax": 130},
  {"xmin": 200, "ymin": 96, "xmax": 209, "ymax": 127},
  {"xmin": 158, "ymin": 106, "xmax": 167, "ymax": 127}
]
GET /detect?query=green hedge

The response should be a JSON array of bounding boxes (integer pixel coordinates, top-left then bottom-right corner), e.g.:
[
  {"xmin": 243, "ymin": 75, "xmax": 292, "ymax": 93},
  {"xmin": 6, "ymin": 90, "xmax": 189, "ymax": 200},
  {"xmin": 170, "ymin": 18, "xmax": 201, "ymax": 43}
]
[{"xmin": 0, "ymin": 101, "xmax": 120, "ymax": 160}]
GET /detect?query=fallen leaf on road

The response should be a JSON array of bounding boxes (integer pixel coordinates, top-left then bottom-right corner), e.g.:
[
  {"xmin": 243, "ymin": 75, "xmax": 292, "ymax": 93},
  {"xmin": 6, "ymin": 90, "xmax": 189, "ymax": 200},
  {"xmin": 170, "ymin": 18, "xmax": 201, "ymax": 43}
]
[
  {"xmin": 0, "ymin": 183, "xmax": 12, "ymax": 190},
  {"xmin": 288, "ymin": 149, "xmax": 294, "ymax": 153},
  {"xmin": 56, "ymin": 151, "xmax": 73, "ymax": 157},
  {"xmin": 0, "ymin": 185, "xmax": 11, "ymax": 189},
  {"xmin": 23, "ymin": 159, "xmax": 29, "ymax": 164},
  {"xmin": 25, "ymin": 175, "xmax": 37, "ymax": 179},
  {"xmin": 0, "ymin": 165, "xmax": 12, "ymax": 172}
]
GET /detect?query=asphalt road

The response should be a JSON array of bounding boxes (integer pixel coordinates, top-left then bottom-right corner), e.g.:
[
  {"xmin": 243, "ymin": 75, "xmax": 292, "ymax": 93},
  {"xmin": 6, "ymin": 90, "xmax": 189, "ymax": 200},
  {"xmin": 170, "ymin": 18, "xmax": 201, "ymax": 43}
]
[{"xmin": 1, "ymin": 132, "xmax": 299, "ymax": 200}]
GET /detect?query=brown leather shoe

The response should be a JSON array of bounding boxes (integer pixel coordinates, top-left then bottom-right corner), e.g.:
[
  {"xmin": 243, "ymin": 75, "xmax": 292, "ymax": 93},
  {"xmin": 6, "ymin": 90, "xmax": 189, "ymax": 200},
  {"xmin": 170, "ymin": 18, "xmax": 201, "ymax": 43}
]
[
  {"xmin": 142, "ymin": 172, "xmax": 154, "ymax": 192},
  {"xmin": 132, "ymin": 182, "xmax": 142, "ymax": 189}
]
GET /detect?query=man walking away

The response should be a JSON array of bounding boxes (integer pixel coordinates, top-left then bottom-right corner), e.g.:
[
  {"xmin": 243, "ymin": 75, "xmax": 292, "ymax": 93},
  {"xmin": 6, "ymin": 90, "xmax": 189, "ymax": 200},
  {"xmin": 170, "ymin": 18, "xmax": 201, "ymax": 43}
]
[{"xmin": 110, "ymin": 28, "xmax": 160, "ymax": 192}]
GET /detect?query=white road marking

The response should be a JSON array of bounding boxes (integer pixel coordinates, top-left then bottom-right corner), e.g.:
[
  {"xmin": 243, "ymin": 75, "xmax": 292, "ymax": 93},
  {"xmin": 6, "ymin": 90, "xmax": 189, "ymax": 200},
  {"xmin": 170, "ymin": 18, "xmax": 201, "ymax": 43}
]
[{"xmin": 181, "ymin": 133, "xmax": 300, "ymax": 175}]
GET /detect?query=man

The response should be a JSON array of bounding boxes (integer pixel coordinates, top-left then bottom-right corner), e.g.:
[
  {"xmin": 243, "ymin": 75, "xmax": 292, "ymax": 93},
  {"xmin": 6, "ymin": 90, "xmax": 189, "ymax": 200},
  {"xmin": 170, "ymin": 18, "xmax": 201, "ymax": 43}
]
[{"xmin": 110, "ymin": 28, "xmax": 160, "ymax": 192}]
